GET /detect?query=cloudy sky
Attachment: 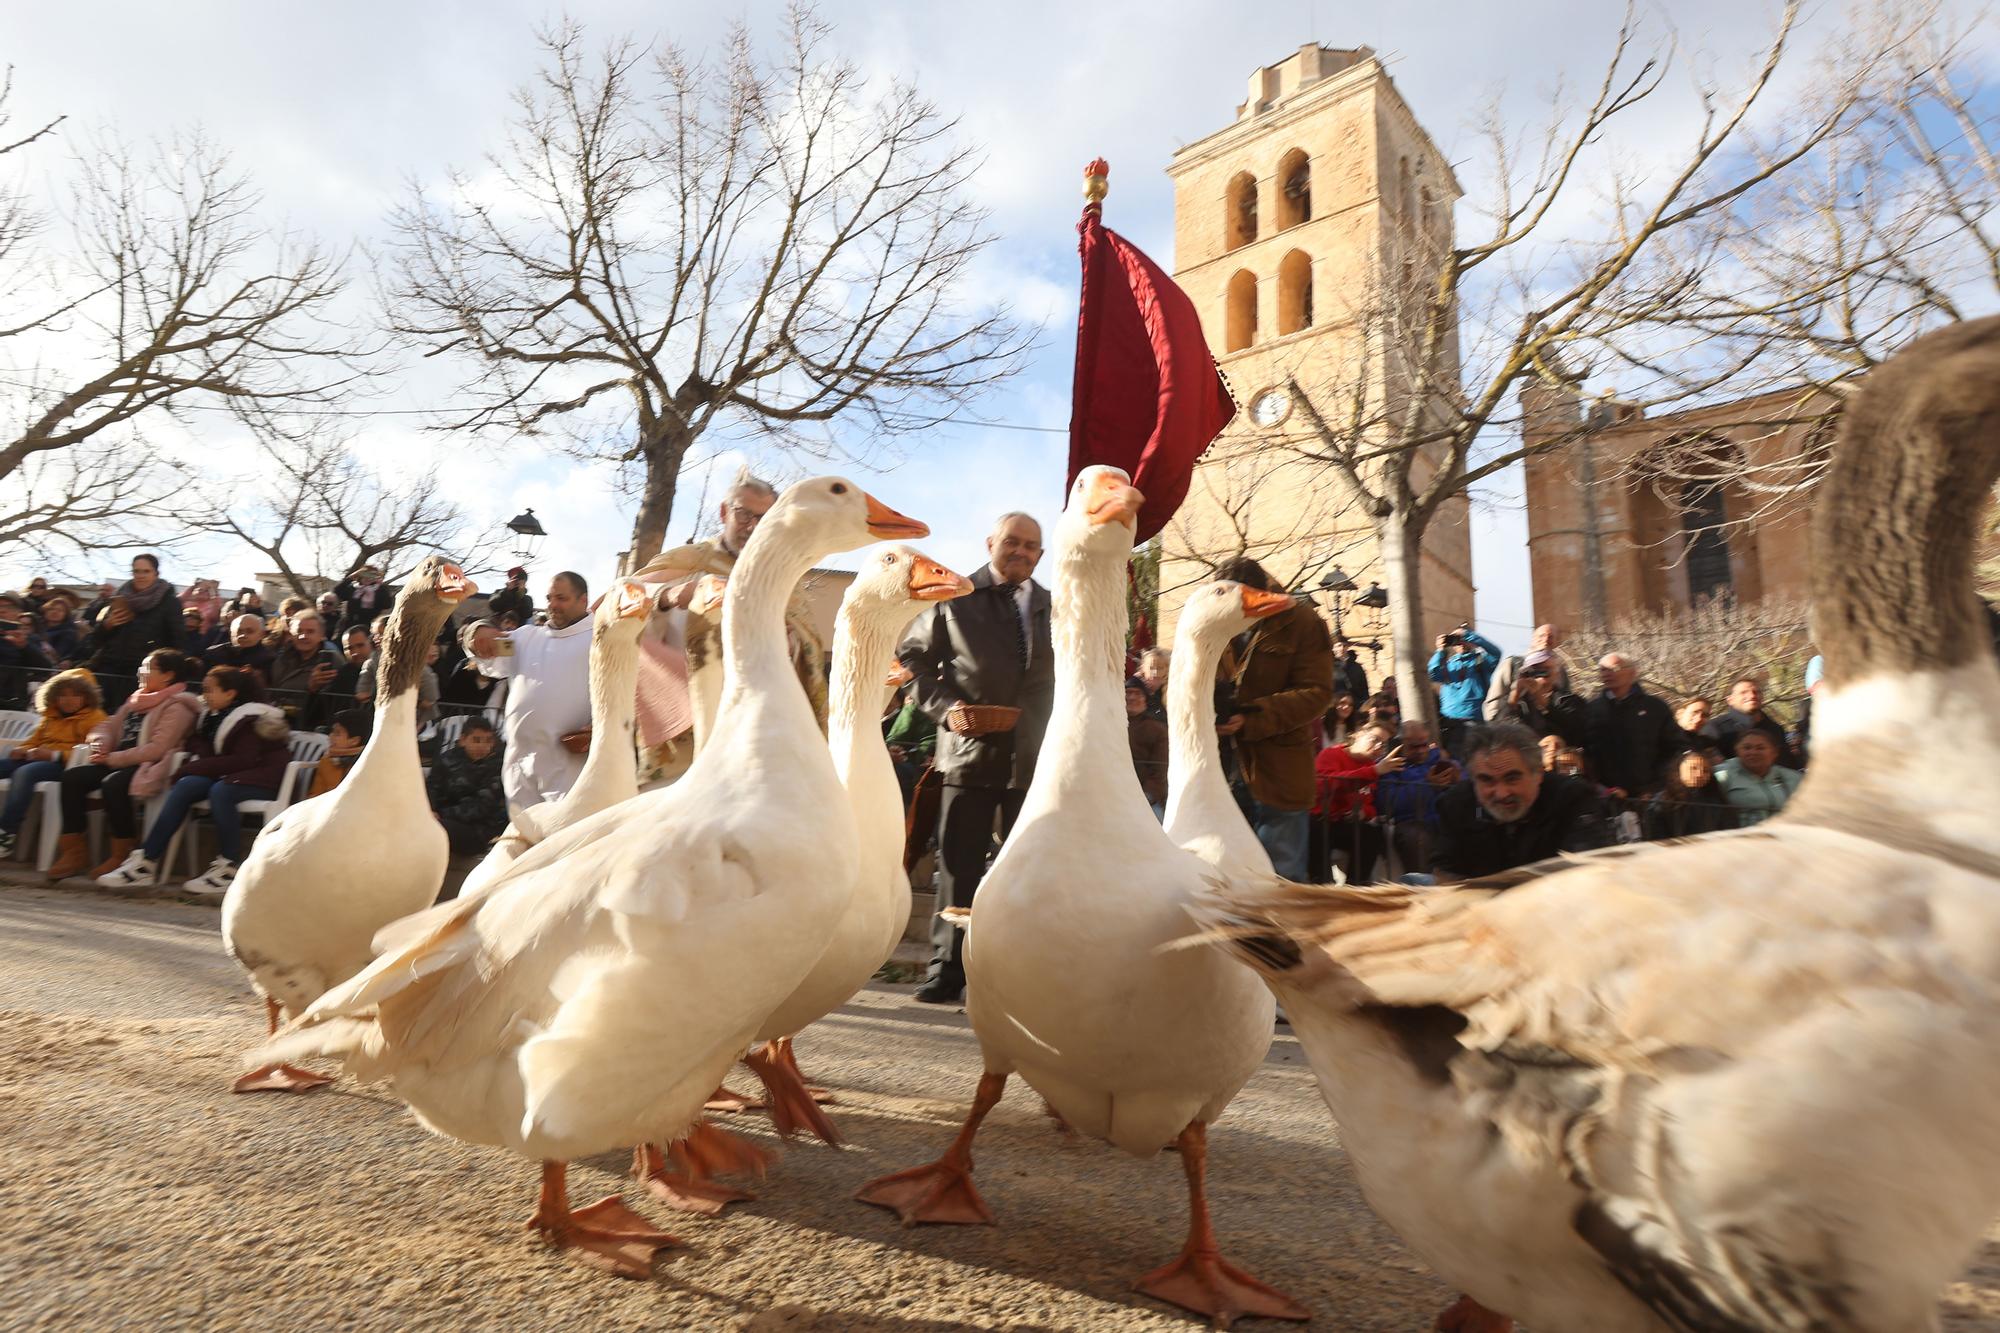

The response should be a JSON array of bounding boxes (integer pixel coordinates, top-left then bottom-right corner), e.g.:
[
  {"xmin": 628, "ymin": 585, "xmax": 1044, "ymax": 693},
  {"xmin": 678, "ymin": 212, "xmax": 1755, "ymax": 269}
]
[{"xmin": 1, "ymin": 0, "xmax": 1921, "ymax": 651}]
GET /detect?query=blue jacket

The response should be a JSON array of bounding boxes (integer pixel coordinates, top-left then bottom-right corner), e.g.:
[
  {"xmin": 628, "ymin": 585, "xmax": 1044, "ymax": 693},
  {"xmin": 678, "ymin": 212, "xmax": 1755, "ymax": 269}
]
[
  {"xmin": 1376, "ymin": 745, "xmax": 1452, "ymax": 825},
  {"xmin": 1427, "ymin": 631, "xmax": 1501, "ymax": 721}
]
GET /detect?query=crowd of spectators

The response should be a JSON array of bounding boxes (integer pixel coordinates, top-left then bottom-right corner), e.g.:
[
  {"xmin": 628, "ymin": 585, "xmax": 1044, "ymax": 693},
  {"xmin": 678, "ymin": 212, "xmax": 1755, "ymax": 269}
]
[{"xmin": 1, "ymin": 558, "xmax": 520, "ymax": 896}]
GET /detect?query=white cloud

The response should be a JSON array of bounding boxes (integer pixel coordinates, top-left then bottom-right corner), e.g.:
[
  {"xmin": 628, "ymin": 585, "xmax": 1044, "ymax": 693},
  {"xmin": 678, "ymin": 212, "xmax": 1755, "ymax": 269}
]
[{"xmin": 3, "ymin": 0, "xmax": 1952, "ymax": 624}]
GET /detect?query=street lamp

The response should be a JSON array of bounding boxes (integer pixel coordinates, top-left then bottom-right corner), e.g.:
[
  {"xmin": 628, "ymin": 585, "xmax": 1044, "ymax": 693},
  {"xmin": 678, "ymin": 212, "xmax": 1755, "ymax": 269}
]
[
  {"xmin": 505, "ymin": 508, "xmax": 548, "ymax": 564},
  {"xmin": 1315, "ymin": 566, "xmax": 1390, "ymax": 661}
]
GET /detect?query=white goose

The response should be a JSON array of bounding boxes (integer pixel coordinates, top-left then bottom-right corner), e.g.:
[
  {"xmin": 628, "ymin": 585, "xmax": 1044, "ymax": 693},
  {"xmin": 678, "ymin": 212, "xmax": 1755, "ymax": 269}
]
[
  {"xmin": 257, "ymin": 478, "xmax": 928, "ymax": 1275},
  {"xmin": 737, "ymin": 544, "xmax": 972, "ymax": 1143},
  {"xmin": 858, "ymin": 467, "xmax": 1308, "ymax": 1328},
  {"xmin": 1197, "ymin": 316, "xmax": 2000, "ymax": 1333},
  {"xmin": 457, "ymin": 579, "xmax": 655, "ymax": 897},
  {"xmin": 1164, "ymin": 579, "xmax": 1296, "ymax": 877},
  {"xmin": 222, "ymin": 555, "xmax": 473, "ymax": 1093}
]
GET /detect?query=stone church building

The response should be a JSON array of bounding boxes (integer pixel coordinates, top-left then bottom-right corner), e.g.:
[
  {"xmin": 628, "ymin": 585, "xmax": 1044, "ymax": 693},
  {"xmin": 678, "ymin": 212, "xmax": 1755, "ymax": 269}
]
[{"xmin": 1158, "ymin": 44, "xmax": 1475, "ymax": 659}]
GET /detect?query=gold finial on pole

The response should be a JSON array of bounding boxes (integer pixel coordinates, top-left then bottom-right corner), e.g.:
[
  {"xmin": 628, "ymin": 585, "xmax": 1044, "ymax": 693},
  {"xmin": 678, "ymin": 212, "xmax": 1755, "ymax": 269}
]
[{"xmin": 1083, "ymin": 158, "xmax": 1110, "ymax": 205}]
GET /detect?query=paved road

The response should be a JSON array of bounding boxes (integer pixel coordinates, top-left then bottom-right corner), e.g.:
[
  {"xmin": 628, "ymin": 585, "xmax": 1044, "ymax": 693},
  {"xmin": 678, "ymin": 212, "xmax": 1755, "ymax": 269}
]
[{"xmin": 2, "ymin": 882, "xmax": 1997, "ymax": 1331}]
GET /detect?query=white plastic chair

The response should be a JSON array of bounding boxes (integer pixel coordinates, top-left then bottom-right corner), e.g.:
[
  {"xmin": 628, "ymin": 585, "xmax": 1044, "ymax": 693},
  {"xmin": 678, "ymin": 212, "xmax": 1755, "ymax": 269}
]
[
  {"xmin": 25, "ymin": 746, "xmax": 91, "ymax": 867},
  {"xmin": 36, "ymin": 750, "xmax": 185, "ymax": 874},
  {"xmin": 0, "ymin": 709, "xmax": 40, "ymax": 758},
  {"xmin": 167, "ymin": 731, "xmax": 332, "ymax": 880}
]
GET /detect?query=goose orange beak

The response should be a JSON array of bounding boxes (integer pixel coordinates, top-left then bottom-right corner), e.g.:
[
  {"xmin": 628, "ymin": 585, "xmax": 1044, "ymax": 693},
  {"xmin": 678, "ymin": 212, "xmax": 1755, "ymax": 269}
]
[
  {"xmin": 1240, "ymin": 587, "xmax": 1294, "ymax": 619},
  {"xmin": 865, "ymin": 492, "xmax": 929, "ymax": 539},
  {"xmin": 437, "ymin": 564, "xmax": 474, "ymax": 601},
  {"xmin": 615, "ymin": 580, "xmax": 654, "ymax": 620},
  {"xmin": 1084, "ymin": 473, "xmax": 1144, "ymax": 529},
  {"xmin": 909, "ymin": 556, "xmax": 973, "ymax": 602}
]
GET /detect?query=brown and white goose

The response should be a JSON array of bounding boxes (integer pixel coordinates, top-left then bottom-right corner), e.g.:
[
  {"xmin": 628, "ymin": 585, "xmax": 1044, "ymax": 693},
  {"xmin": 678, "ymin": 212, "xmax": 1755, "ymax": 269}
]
[
  {"xmin": 222, "ymin": 556, "xmax": 474, "ymax": 1092},
  {"xmin": 1197, "ymin": 316, "xmax": 2000, "ymax": 1332}
]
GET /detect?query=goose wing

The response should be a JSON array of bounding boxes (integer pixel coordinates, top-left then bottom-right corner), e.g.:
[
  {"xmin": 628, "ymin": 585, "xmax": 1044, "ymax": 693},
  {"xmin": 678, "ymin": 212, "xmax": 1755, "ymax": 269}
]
[{"xmin": 1200, "ymin": 824, "xmax": 2000, "ymax": 1331}]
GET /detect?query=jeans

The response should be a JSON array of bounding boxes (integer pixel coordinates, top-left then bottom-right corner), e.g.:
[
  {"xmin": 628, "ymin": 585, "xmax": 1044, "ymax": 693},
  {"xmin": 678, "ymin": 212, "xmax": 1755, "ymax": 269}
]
[
  {"xmin": 1246, "ymin": 798, "xmax": 1311, "ymax": 881},
  {"xmin": 0, "ymin": 758, "xmax": 63, "ymax": 833},
  {"xmin": 140, "ymin": 774, "xmax": 276, "ymax": 863}
]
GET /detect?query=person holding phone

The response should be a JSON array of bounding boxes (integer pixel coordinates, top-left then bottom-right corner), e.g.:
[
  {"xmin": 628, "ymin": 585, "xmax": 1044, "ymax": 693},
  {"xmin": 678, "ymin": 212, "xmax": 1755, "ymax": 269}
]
[
  {"xmin": 1427, "ymin": 620, "xmax": 1502, "ymax": 759},
  {"xmin": 1310, "ymin": 723, "xmax": 1402, "ymax": 883},
  {"xmin": 266, "ymin": 610, "xmax": 344, "ymax": 728},
  {"xmin": 1491, "ymin": 648, "xmax": 1589, "ymax": 747}
]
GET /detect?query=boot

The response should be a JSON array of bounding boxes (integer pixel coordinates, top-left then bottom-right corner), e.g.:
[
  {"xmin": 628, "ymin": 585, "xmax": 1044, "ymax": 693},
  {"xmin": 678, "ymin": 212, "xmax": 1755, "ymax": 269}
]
[
  {"xmin": 45, "ymin": 833, "xmax": 91, "ymax": 880},
  {"xmin": 91, "ymin": 837, "xmax": 136, "ymax": 880}
]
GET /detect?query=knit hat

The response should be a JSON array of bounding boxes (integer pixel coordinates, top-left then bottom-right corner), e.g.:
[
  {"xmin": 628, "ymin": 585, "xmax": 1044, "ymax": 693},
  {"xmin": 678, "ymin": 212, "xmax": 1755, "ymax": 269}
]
[{"xmin": 1125, "ymin": 675, "xmax": 1148, "ymax": 693}]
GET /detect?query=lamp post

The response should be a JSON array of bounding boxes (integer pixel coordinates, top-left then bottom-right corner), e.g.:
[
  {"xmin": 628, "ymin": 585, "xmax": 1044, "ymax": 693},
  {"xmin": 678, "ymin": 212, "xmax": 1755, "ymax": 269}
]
[
  {"xmin": 504, "ymin": 509, "xmax": 548, "ymax": 565},
  {"xmin": 1313, "ymin": 566, "xmax": 1390, "ymax": 663}
]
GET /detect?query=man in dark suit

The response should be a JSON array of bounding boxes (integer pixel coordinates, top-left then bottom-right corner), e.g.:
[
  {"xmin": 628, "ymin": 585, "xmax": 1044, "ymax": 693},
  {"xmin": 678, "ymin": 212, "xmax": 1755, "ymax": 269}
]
[{"xmin": 897, "ymin": 511, "xmax": 1054, "ymax": 1004}]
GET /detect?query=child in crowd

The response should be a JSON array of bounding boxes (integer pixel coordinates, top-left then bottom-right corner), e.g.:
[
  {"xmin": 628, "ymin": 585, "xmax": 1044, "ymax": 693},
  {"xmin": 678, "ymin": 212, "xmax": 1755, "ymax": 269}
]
[
  {"xmin": 426, "ymin": 717, "xmax": 507, "ymax": 865},
  {"xmin": 0, "ymin": 668, "xmax": 108, "ymax": 857},
  {"xmin": 1125, "ymin": 677, "xmax": 1168, "ymax": 818},
  {"xmin": 308, "ymin": 708, "xmax": 372, "ymax": 798}
]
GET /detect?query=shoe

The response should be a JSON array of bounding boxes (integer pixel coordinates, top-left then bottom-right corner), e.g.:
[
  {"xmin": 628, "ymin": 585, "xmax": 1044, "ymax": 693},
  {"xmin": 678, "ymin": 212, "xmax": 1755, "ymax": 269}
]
[
  {"xmin": 96, "ymin": 851, "xmax": 159, "ymax": 888},
  {"xmin": 46, "ymin": 833, "xmax": 90, "ymax": 880},
  {"xmin": 0, "ymin": 828, "xmax": 17, "ymax": 858},
  {"xmin": 90, "ymin": 837, "xmax": 137, "ymax": 879},
  {"xmin": 913, "ymin": 976, "xmax": 964, "ymax": 1005},
  {"xmin": 184, "ymin": 857, "xmax": 238, "ymax": 897}
]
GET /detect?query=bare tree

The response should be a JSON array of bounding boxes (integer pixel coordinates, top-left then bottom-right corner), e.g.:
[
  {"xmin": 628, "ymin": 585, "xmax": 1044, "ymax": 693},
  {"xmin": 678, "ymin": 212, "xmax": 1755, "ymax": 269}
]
[
  {"xmin": 1161, "ymin": 440, "xmax": 1370, "ymax": 596},
  {"xmin": 385, "ymin": 8, "xmax": 1030, "ymax": 567},
  {"xmin": 1260, "ymin": 2, "xmax": 1901, "ymax": 724},
  {"xmin": 1603, "ymin": 0, "xmax": 1999, "ymax": 518},
  {"xmin": 1564, "ymin": 593, "xmax": 1815, "ymax": 720},
  {"xmin": 190, "ymin": 419, "xmax": 506, "ymax": 600},
  {"xmin": 0, "ymin": 102, "xmax": 361, "ymax": 560}
]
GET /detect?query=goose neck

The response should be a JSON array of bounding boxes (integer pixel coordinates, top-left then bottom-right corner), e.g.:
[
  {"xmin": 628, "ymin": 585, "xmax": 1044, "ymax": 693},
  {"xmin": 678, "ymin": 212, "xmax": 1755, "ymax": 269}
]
[
  {"xmin": 1043, "ymin": 541, "xmax": 1141, "ymax": 792},
  {"xmin": 828, "ymin": 608, "xmax": 905, "ymax": 784}
]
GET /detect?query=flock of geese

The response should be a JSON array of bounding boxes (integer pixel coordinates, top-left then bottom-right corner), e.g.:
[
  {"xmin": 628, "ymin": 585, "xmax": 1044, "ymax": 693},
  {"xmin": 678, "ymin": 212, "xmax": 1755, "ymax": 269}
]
[{"xmin": 201, "ymin": 318, "xmax": 2000, "ymax": 1332}]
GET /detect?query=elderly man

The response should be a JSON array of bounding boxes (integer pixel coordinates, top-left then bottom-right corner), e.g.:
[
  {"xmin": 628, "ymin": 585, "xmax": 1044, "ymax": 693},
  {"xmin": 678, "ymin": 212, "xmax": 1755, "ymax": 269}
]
[
  {"xmin": 473, "ymin": 571, "xmax": 593, "ymax": 812},
  {"xmin": 1431, "ymin": 723, "xmax": 1610, "ymax": 881},
  {"xmin": 205, "ymin": 614, "xmax": 275, "ymax": 683},
  {"xmin": 267, "ymin": 611, "xmax": 343, "ymax": 727},
  {"xmin": 1482, "ymin": 622, "xmax": 1571, "ymax": 720},
  {"xmin": 1213, "ymin": 556, "xmax": 1335, "ymax": 881},
  {"xmin": 631, "ymin": 473, "xmax": 828, "ymax": 774},
  {"xmin": 898, "ymin": 510, "xmax": 1054, "ymax": 1004},
  {"xmin": 1585, "ymin": 652, "xmax": 1681, "ymax": 800}
]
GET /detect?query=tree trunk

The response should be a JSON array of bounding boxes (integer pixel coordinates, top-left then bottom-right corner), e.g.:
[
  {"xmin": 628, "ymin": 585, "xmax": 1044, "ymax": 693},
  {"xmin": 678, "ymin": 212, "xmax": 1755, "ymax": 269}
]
[
  {"xmin": 1377, "ymin": 507, "xmax": 1436, "ymax": 731},
  {"xmin": 625, "ymin": 432, "xmax": 691, "ymax": 570}
]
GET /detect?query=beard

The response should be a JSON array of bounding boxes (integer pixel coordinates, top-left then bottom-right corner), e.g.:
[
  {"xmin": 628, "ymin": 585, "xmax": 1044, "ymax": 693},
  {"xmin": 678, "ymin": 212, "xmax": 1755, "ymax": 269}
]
[{"xmin": 1483, "ymin": 799, "xmax": 1528, "ymax": 824}]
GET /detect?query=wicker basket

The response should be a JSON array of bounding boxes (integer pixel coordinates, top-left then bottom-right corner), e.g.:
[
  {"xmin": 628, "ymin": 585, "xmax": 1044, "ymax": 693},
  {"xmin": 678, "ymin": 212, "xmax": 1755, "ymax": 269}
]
[{"xmin": 953, "ymin": 704, "xmax": 1022, "ymax": 736}]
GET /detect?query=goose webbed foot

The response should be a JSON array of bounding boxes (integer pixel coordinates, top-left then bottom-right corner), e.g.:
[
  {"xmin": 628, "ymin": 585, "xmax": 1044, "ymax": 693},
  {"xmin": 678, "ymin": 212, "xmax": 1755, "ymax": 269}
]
[
  {"xmin": 1135, "ymin": 1121, "xmax": 1310, "ymax": 1329},
  {"xmin": 855, "ymin": 1071, "xmax": 1005, "ymax": 1227},
  {"xmin": 634, "ymin": 1122, "xmax": 772, "ymax": 1216},
  {"xmin": 703, "ymin": 1083, "xmax": 765, "ymax": 1114},
  {"xmin": 1433, "ymin": 1293, "xmax": 1514, "ymax": 1332},
  {"xmin": 744, "ymin": 1040, "xmax": 844, "ymax": 1145},
  {"xmin": 231, "ymin": 1064, "xmax": 333, "ymax": 1094},
  {"xmin": 528, "ymin": 1160, "xmax": 679, "ymax": 1278}
]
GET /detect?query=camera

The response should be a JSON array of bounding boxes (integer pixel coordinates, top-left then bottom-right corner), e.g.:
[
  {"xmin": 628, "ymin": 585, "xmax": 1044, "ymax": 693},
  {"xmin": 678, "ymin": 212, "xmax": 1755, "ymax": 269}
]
[
  {"xmin": 1521, "ymin": 665, "xmax": 1551, "ymax": 680},
  {"xmin": 1442, "ymin": 631, "xmax": 1465, "ymax": 647}
]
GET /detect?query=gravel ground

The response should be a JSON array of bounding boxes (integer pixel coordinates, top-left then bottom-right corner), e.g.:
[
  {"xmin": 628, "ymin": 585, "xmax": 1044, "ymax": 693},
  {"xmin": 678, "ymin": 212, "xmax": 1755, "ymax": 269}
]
[{"xmin": 2, "ymin": 880, "xmax": 1997, "ymax": 1332}]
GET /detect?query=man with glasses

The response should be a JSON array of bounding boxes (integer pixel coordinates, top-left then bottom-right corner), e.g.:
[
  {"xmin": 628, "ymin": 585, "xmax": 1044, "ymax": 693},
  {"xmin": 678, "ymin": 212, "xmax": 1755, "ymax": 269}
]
[{"xmin": 631, "ymin": 472, "xmax": 828, "ymax": 773}]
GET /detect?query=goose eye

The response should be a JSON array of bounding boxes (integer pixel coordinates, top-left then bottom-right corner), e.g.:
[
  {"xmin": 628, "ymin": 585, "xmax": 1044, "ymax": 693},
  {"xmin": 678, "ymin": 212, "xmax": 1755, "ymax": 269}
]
[
  {"xmin": 881, "ymin": 552, "xmax": 895, "ymax": 565},
  {"xmin": 831, "ymin": 482, "xmax": 848, "ymax": 495}
]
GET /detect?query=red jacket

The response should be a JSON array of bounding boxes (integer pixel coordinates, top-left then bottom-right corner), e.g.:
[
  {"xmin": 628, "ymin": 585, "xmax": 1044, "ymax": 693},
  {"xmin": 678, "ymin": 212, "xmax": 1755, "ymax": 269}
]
[{"xmin": 1313, "ymin": 744, "xmax": 1380, "ymax": 821}]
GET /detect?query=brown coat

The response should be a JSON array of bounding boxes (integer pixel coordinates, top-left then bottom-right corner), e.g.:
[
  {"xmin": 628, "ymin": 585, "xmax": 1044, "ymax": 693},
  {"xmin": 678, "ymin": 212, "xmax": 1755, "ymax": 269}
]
[
  {"xmin": 1128, "ymin": 714, "xmax": 1169, "ymax": 806},
  {"xmin": 1227, "ymin": 602, "xmax": 1335, "ymax": 811}
]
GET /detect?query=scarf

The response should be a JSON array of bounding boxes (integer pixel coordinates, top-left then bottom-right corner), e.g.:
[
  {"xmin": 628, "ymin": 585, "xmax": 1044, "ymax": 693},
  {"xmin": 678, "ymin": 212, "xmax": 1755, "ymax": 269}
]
[{"xmin": 115, "ymin": 577, "xmax": 176, "ymax": 616}]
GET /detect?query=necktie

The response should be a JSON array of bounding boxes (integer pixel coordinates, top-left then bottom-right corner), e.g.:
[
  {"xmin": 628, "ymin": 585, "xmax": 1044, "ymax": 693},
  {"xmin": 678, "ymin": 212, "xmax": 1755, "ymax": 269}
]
[{"xmin": 1000, "ymin": 582, "xmax": 1028, "ymax": 670}]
